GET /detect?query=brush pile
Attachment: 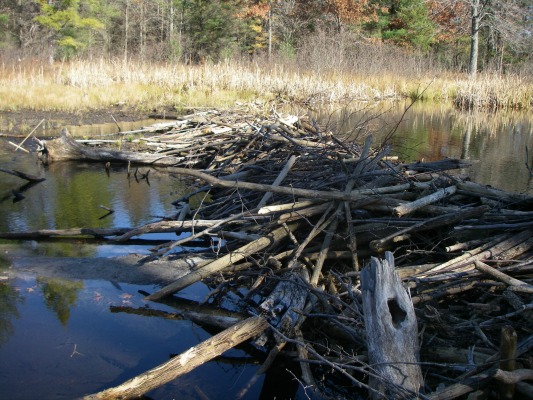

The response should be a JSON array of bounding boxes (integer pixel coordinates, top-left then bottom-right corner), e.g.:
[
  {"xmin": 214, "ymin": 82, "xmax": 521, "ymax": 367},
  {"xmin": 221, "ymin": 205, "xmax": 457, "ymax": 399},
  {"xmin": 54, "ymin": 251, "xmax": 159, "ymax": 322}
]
[{"xmin": 40, "ymin": 108, "xmax": 533, "ymax": 399}]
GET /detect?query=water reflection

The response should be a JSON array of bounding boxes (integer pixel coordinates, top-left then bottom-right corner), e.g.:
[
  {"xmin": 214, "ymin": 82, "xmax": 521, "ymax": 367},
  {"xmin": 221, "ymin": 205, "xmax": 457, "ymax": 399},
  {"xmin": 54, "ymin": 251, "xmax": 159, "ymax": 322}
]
[
  {"xmin": 0, "ymin": 148, "xmax": 193, "ymax": 257},
  {"xmin": 0, "ymin": 281, "xmax": 22, "ymax": 347},
  {"xmin": 308, "ymin": 101, "xmax": 533, "ymax": 194},
  {"xmin": 36, "ymin": 277, "xmax": 84, "ymax": 326}
]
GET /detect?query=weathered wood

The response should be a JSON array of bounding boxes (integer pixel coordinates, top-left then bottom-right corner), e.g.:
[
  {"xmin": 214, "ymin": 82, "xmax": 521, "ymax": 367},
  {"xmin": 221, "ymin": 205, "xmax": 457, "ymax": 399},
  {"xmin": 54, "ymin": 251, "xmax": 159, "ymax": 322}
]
[
  {"xmin": 474, "ymin": 260, "xmax": 533, "ymax": 294},
  {"xmin": 42, "ymin": 128, "xmax": 185, "ymax": 165},
  {"xmin": 499, "ymin": 325, "xmax": 517, "ymax": 399},
  {"xmin": 256, "ymin": 154, "xmax": 297, "ymax": 208},
  {"xmin": 83, "ymin": 315, "xmax": 269, "ymax": 400},
  {"xmin": 393, "ymin": 185, "xmax": 457, "ymax": 217},
  {"xmin": 370, "ymin": 205, "xmax": 489, "ymax": 253},
  {"xmin": 145, "ymin": 224, "xmax": 295, "ymax": 300},
  {"xmin": 495, "ymin": 369, "xmax": 533, "ymax": 384},
  {"xmin": 361, "ymin": 252, "xmax": 423, "ymax": 398}
]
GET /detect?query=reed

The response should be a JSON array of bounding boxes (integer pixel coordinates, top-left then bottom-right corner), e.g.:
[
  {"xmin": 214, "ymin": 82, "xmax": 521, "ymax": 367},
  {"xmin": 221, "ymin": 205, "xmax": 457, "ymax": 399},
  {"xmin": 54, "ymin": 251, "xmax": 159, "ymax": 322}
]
[{"xmin": 1, "ymin": 58, "xmax": 531, "ymax": 112}]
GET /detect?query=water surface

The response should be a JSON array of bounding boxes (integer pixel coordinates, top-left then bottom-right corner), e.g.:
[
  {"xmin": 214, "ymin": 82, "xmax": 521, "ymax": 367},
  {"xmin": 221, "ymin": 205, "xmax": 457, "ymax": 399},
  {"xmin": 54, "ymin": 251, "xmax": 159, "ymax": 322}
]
[{"xmin": 1, "ymin": 103, "xmax": 533, "ymax": 399}]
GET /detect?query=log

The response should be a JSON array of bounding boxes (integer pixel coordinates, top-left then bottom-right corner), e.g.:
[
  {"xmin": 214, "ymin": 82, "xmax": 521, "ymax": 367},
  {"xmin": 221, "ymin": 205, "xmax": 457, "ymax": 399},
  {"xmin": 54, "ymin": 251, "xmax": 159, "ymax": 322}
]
[
  {"xmin": 499, "ymin": 325, "xmax": 517, "ymax": 399},
  {"xmin": 145, "ymin": 224, "xmax": 295, "ymax": 301},
  {"xmin": 83, "ymin": 315, "xmax": 269, "ymax": 400},
  {"xmin": 393, "ymin": 185, "xmax": 457, "ymax": 217},
  {"xmin": 474, "ymin": 260, "xmax": 533, "ymax": 294},
  {"xmin": 0, "ymin": 227, "xmax": 131, "ymax": 240},
  {"xmin": 42, "ymin": 128, "xmax": 185, "ymax": 166},
  {"xmin": 361, "ymin": 252, "xmax": 423, "ymax": 398}
]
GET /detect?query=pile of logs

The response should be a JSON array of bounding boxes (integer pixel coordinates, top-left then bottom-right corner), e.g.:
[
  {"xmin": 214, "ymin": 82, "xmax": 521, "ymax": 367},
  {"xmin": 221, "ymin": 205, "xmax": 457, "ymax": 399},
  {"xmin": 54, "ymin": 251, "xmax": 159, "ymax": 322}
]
[{"xmin": 15, "ymin": 108, "xmax": 533, "ymax": 398}]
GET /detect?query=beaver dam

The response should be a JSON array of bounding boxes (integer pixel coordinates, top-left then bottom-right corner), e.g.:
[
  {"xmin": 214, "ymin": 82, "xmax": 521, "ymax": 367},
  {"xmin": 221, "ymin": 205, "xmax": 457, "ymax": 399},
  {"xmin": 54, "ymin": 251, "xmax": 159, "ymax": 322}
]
[{"xmin": 3, "ymin": 107, "xmax": 533, "ymax": 399}]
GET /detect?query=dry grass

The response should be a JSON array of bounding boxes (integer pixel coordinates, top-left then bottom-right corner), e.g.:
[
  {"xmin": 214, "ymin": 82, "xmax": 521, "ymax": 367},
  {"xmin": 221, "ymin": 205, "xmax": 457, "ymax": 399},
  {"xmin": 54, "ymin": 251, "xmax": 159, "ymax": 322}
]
[{"xmin": 1, "ymin": 58, "xmax": 532, "ymax": 112}]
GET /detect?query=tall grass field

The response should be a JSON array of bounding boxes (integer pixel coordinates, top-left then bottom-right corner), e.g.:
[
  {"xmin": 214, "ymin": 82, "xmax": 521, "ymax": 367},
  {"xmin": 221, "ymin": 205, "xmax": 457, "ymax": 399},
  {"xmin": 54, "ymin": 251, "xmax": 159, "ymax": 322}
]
[{"xmin": 1, "ymin": 58, "xmax": 532, "ymax": 112}]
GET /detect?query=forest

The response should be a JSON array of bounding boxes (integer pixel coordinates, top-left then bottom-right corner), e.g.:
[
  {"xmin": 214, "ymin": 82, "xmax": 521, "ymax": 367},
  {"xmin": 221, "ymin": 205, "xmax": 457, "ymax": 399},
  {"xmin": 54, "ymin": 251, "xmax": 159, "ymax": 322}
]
[{"xmin": 1, "ymin": 0, "xmax": 532, "ymax": 76}]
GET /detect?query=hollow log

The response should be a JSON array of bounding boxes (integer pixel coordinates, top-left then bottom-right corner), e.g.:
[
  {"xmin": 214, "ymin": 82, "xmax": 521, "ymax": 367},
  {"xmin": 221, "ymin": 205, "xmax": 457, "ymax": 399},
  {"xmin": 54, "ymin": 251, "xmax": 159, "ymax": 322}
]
[{"xmin": 361, "ymin": 251, "xmax": 423, "ymax": 398}]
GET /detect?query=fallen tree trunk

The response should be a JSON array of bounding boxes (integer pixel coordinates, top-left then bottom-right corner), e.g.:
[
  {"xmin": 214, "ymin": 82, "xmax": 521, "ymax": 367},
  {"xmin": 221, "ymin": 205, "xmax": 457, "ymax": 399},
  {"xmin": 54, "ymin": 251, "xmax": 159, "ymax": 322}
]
[
  {"xmin": 83, "ymin": 315, "xmax": 269, "ymax": 400},
  {"xmin": 41, "ymin": 128, "xmax": 185, "ymax": 166}
]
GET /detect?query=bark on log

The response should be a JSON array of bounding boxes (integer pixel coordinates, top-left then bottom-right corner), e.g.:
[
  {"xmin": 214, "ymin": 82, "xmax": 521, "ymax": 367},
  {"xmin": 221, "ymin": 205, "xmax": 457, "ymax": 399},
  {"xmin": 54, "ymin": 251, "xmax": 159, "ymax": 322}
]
[
  {"xmin": 361, "ymin": 251, "xmax": 423, "ymax": 398},
  {"xmin": 42, "ymin": 128, "xmax": 185, "ymax": 166},
  {"xmin": 83, "ymin": 315, "xmax": 269, "ymax": 400}
]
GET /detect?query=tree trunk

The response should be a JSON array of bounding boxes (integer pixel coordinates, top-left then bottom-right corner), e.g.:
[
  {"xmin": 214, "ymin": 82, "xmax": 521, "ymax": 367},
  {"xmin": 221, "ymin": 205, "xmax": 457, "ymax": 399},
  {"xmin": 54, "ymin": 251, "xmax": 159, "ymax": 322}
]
[
  {"xmin": 469, "ymin": 0, "xmax": 480, "ymax": 78},
  {"xmin": 361, "ymin": 252, "xmax": 423, "ymax": 398}
]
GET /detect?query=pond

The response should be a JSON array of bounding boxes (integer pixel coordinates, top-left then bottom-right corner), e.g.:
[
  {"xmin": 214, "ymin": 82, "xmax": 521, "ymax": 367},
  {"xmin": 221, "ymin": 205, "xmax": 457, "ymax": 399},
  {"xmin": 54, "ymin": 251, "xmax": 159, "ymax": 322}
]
[
  {"xmin": 307, "ymin": 101, "xmax": 533, "ymax": 194},
  {"xmin": 1, "ymin": 103, "xmax": 533, "ymax": 399}
]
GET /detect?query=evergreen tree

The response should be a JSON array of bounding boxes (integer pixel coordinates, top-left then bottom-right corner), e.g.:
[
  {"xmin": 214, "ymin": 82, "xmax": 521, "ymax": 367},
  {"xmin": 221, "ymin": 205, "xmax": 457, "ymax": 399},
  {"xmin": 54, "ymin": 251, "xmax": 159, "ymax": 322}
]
[
  {"xmin": 183, "ymin": 0, "xmax": 243, "ymax": 63},
  {"xmin": 34, "ymin": 0, "xmax": 106, "ymax": 59},
  {"xmin": 374, "ymin": 0, "xmax": 436, "ymax": 51}
]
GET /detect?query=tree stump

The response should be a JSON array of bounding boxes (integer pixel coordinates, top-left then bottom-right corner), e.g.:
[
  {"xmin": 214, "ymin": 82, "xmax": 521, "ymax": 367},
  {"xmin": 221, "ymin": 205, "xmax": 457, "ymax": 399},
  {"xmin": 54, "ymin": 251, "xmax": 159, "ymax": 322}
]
[{"xmin": 361, "ymin": 251, "xmax": 423, "ymax": 399}]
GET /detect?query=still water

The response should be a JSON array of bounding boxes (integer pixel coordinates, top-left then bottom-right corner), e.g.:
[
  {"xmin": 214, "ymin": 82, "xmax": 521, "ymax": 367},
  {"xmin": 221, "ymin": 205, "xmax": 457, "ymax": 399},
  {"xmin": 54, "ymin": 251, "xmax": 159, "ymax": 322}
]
[
  {"xmin": 1, "ymin": 103, "xmax": 533, "ymax": 399},
  {"xmin": 0, "ymin": 129, "xmax": 308, "ymax": 399},
  {"xmin": 309, "ymin": 101, "xmax": 533, "ymax": 194}
]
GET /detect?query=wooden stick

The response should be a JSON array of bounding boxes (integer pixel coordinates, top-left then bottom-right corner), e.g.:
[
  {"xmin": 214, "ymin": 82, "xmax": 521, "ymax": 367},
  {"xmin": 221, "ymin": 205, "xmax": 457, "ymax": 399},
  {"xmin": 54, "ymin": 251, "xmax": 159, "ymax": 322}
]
[
  {"xmin": 370, "ymin": 205, "xmax": 489, "ymax": 253},
  {"xmin": 83, "ymin": 316, "xmax": 269, "ymax": 400},
  {"xmin": 256, "ymin": 154, "xmax": 297, "ymax": 208},
  {"xmin": 145, "ymin": 224, "xmax": 295, "ymax": 300},
  {"xmin": 499, "ymin": 325, "xmax": 517, "ymax": 399},
  {"xmin": 420, "ymin": 229, "xmax": 532, "ymax": 277},
  {"xmin": 13, "ymin": 118, "xmax": 44, "ymax": 152},
  {"xmin": 8, "ymin": 141, "xmax": 30, "ymax": 153},
  {"xmin": 393, "ymin": 185, "xmax": 457, "ymax": 217},
  {"xmin": 474, "ymin": 260, "xmax": 533, "ymax": 294}
]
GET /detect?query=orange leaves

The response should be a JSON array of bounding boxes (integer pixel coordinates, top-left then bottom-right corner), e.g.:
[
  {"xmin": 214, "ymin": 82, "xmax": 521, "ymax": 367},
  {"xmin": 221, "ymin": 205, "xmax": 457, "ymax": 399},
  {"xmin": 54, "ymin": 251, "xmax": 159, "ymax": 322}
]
[{"xmin": 324, "ymin": 0, "xmax": 377, "ymax": 26}]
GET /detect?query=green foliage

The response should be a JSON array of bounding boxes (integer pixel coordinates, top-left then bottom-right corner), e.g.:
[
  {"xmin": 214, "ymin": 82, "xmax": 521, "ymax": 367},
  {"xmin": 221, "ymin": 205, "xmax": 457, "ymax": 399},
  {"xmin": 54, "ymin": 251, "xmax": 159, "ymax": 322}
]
[
  {"xmin": 34, "ymin": 0, "xmax": 105, "ymax": 58},
  {"xmin": 184, "ymin": 0, "xmax": 243, "ymax": 63},
  {"xmin": 0, "ymin": 12, "xmax": 8, "ymax": 46},
  {"xmin": 374, "ymin": 0, "xmax": 436, "ymax": 51}
]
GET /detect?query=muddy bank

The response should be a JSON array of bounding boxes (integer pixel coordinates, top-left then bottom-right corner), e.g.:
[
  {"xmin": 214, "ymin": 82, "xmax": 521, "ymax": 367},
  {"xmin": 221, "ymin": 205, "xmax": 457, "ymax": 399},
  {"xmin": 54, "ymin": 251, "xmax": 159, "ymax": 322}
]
[
  {"xmin": 1, "ymin": 247, "xmax": 210, "ymax": 286},
  {"xmin": 0, "ymin": 105, "xmax": 183, "ymax": 137}
]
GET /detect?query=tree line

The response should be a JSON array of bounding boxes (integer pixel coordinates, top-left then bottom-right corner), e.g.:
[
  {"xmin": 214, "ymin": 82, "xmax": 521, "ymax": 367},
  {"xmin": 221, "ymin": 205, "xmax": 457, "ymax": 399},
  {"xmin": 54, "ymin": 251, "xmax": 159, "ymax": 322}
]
[{"xmin": 1, "ymin": 0, "xmax": 531, "ymax": 76}]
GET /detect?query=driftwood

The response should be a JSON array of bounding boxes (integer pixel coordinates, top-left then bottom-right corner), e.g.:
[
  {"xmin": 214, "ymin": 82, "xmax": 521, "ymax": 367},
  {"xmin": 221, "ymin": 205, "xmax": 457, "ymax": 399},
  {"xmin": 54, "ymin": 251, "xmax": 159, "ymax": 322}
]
[
  {"xmin": 7, "ymin": 107, "xmax": 533, "ymax": 399},
  {"xmin": 40, "ymin": 128, "xmax": 185, "ymax": 166},
  {"xmin": 361, "ymin": 252, "xmax": 423, "ymax": 398},
  {"xmin": 83, "ymin": 315, "xmax": 269, "ymax": 400}
]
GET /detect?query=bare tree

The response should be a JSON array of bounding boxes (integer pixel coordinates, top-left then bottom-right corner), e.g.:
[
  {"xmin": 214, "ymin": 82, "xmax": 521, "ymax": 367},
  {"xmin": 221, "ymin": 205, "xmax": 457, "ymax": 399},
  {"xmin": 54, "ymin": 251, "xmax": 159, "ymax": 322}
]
[{"xmin": 463, "ymin": 0, "xmax": 526, "ymax": 77}]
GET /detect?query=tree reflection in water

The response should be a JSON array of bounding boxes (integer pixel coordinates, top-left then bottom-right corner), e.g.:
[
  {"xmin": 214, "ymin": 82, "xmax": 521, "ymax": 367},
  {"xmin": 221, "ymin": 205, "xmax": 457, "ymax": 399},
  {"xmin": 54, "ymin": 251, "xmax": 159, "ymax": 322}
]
[
  {"xmin": 0, "ymin": 282, "xmax": 22, "ymax": 347},
  {"xmin": 36, "ymin": 277, "xmax": 84, "ymax": 325}
]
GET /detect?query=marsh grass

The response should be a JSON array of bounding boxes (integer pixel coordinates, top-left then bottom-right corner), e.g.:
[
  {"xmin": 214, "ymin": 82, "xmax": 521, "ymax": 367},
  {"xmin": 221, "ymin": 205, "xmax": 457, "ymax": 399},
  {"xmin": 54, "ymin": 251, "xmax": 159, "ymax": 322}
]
[{"xmin": 1, "ymin": 58, "xmax": 532, "ymax": 112}]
